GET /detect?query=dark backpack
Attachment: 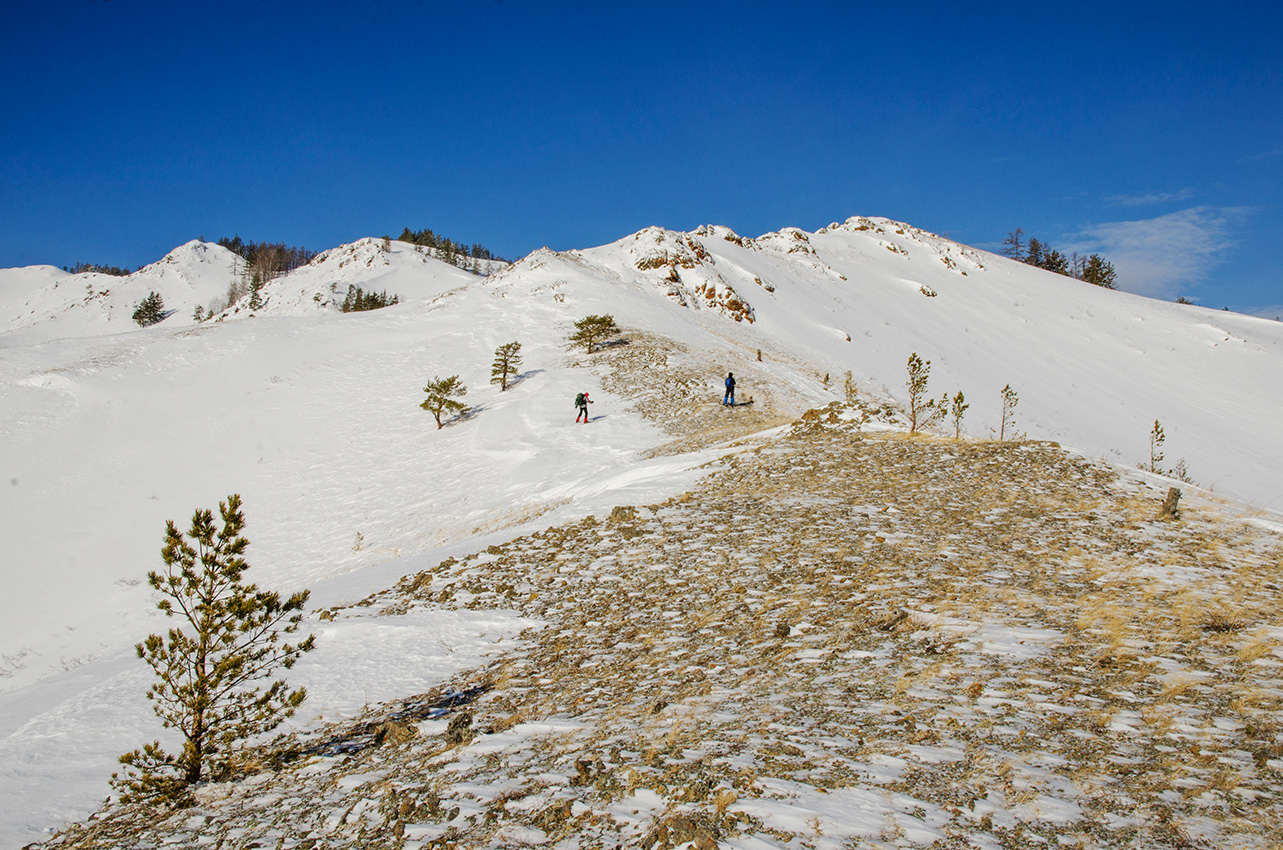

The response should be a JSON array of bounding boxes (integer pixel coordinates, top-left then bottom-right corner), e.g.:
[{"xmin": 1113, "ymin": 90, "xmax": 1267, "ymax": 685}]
[{"xmin": 575, "ymin": 393, "xmax": 585, "ymax": 407}]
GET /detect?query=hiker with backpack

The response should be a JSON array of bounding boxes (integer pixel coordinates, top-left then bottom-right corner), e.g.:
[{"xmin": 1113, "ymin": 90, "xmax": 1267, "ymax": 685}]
[
  {"xmin": 723, "ymin": 372, "xmax": 736, "ymax": 406},
  {"xmin": 575, "ymin": 391, "xmax": 593, "ymax": 423}
]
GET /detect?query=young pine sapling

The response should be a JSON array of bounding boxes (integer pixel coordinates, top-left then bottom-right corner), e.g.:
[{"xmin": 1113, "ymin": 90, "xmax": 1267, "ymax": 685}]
[
  {"xmin": 421, "ymin": 375, "xmax": 469, "ymax": 429},
  {"xmin": 491, "ymin": 341, "xmax": 523, "ymax": 391},
  {"xmin": 950, "ymin": 391, "xmax": 969, "ymax": 439},
  {"xmin": 905, "ymin": 352, "xmax": 947, "ymax": 434},
  {"xmin": 999, "ymin": 384, "xmax": 1020, "ymax": 441}
]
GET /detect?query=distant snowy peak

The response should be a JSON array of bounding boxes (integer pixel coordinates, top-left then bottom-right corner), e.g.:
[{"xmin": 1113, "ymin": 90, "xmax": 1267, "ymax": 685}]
[
  {"xmin": 306, "ymin": 237, "xmax": 397, "ymax": 275},
  {"xmin": 755, "ymin": 226, "xmax": 819, "ymax": 257},
  {"xmin": 627, "ymin": 226, "xmax": 713, "ymax": 272},
  {"xmin": 554, "ymin": 215, "xmax": 1006, "ymax": 334},
  {"xmin": 0, "ymin": 263, "xmax": 69, "ymax": 290},
  {"xmin": 0, "ymin": 240, "xmax": 241, "ymax": 337},
  {"xmin": 691, "ymin": 224, "xmax": 753, "ymax": 248},
  {"xmin": 225, "ymin": 239, "xmax": 489, "ymax": 319},
  {"xmin": 0, "ymin": 235, "xmax": 523, "ymax": 338},
  {"xmin": 302, "ymin": 237, "xmax": 509, "ymax": 285},
  {"xmin": 140, "ymin": 239, "xmax": 239, "ymax": 272},
  {"xmin": 132, "ymin": 240, "xmax": 241, "ymax": 293},
  {"xmin": 585, "ymin": 216, "xmax": 995, "ymax": 326},
  {"xmin": 815, "ymin": 216, "xmax": 988, "ymax": 277}
]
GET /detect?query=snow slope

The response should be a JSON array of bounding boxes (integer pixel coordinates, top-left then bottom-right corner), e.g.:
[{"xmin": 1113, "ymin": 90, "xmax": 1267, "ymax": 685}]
[
  {"xmin": 637, "ymin": 216, "xmax": 1283, "ymax": 504},
  {"xmin": 223, "ymin": 238, "xmax": 491, "ymax": 316},
  {"xmin": 0, "ymin": 241, "xmax": 243, "ymax": 341},
  {"xmin": 2, "ymin": 216, "xmax": 1282, "ymax": 845}
]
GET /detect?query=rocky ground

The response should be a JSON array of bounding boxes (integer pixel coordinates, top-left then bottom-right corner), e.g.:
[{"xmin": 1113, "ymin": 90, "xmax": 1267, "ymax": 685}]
[
  {"xmin": 34, "ymin": 335, "xmax": 1283, "ymax": 849},
  {"xmin": 570, "ymin": 328, "xmax": 799, "ymax": 457}
]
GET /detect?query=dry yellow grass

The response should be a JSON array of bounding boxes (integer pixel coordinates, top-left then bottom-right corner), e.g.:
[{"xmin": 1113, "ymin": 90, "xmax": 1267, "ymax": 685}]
[{"xmin": 39, "ymin": 408, "xmax": 1283, "ymax": 850}]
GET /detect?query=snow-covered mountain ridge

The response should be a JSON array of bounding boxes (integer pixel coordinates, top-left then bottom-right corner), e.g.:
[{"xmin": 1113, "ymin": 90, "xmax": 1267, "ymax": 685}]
[
  {"xmin": 0, "ymin": 238, "xmax": 494, "ymax": 339},
  {"xmin": 2, "ymin": 215, "xmax": 1282, "ymax": 845}
]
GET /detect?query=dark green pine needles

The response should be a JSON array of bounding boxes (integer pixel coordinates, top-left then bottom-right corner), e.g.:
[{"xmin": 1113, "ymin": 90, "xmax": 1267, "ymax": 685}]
[{"xmin": 114, "ymin": 494, "xmax": 314, "ymax": 803}]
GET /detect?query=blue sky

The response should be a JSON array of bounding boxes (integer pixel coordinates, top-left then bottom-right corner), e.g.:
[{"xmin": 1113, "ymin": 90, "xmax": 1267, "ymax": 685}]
[{"xmin": 2, "ymin": 0, "xmax": 1280, "ymax": 313}]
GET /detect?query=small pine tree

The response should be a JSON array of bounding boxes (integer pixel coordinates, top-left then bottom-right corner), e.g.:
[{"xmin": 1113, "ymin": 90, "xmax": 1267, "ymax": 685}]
[
  {"xmin": 999, "ymin": 384, "xmax": 1020, "ymax": 441},
  {"xmin": 421, "ymin": 375, "xmax": 469, "ymax": 429},
  {"xmin": 843, "ymin": 370, "xmax": 858, "ymax": 404},
  {"xmin": 1042, "ymin": 249, "xmax": 1069, "ymax": 275},
  {"xmin": 950, "ymin": 390, "xmax": 969, "ymax": 439},
  {"xmin": 491, "ymin": 341, "xmax": 522, "ymax": 391},
  {"xmin": 906, "ymin": 353, "xmax": 929, "ymax": 432},
  {"xmin": 905, "ymin": 353, "xmax": 945, "ymax": 433},
  {"xmin": 248, "ymin": 271, "xmax": 264, "ymax": 310},
  {"xmin": 1147, "ymin": 419, "xmax": 1166, "ymax": 472},
  {"xmin": 1024, "ymin": 238, "xmax": 1045, "ymax": 269},
  {"xmin": 132, "ymin": 291, "xmax": 166, "ymax": 327},
  {"xmin": 568, "ymin": 314, "xmax": 621, "ymax": 353},
  {"xmin": 114, "ymin": 495, "xmax": 314, "ymax": 802},
  {"xmin": 1081, "ymin": 254, "xmax": 1118, "ymax": 289}
]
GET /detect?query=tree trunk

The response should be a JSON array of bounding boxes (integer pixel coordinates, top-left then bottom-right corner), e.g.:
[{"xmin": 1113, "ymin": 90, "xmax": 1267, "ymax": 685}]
[{"xmin": 1157, "ymin": 487, "xmax": 1181, "ymax": 521}]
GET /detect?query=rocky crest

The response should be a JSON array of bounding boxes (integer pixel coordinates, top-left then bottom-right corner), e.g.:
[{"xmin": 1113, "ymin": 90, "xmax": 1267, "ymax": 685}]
[
  {"xmin": 38, "ymin": 394, "xmax": 1283, "ymax": 849},
  {"xmin": 627, "ymin": 228, "xmax": 755, "ymax": 323}
]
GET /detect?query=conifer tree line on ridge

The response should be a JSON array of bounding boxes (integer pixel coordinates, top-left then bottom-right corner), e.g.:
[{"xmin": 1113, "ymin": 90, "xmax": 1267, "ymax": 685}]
[
  {"xmin": 216, "ymin": 237, "xmax": 319, "ymax": 283},
  {"xmin": 203, "ymin": 226, "xmax": 508, "ymax": 317},
  {"xmin": 63, "ymin": 261, "xmax": 134, "ymax": 276},
  {"xmin": 397, "ymin": 227, "xmax": 507, "ymax": 264},
  {"xmin": 204, "ymin": 237, "xmax": 321, "ymax": 317},
  {"xmin": 1000, "ymin": 228, "xmax": 1118, "ymax": 289}
]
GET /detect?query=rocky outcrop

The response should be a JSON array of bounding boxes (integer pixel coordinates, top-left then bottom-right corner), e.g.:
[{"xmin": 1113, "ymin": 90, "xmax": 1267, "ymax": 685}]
[{"xmin": 628, "ymin": 228, "xmax": 755, "ymax": 323}]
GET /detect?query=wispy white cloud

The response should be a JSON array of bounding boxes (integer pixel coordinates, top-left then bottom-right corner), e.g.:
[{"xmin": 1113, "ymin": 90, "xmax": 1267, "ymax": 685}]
[
  {"xmin": 1243, "ymin": 149, "xmax": 1283, "ymax": 163},
  {"xmin": 1066, "ymin": 206, "xmax": 1250, "ymax": 299},
  {"xmin": 1246, "ymin": 305, "xmax": 1283, "ymax": 321},
  {"xmin": 1107, "ymin": 188, "xmax": 1195, "ymax": 207}
]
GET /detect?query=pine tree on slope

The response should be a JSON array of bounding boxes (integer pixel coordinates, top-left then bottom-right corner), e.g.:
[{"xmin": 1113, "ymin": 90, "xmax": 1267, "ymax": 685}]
[
  {"xmin": 114, "ymin": 495, "xmax": 314, "ymax": 802},
  {"xmin": 421, "ymin": 375, "xmax": 469, "ymax": 429},
  {"xmin": 491, "ymin": 341, "xmax": 523, "ymax": 391},
  {"xmin": 133, "ymin": 291, "xmax": 166, "ymax": 327},
  {"xmin": 569, "ymin": 315, "xmax": 621, "ymax": 353}
]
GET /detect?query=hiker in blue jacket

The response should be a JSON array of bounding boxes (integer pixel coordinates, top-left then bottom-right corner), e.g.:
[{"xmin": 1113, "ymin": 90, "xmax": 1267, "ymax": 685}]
[{"xmin": 723, "ymin": 372, "xmax": 736, "ymax": 406}]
